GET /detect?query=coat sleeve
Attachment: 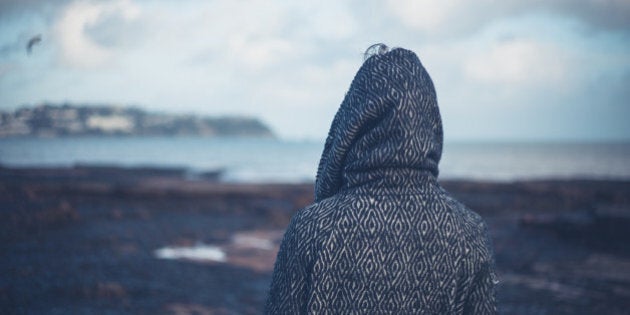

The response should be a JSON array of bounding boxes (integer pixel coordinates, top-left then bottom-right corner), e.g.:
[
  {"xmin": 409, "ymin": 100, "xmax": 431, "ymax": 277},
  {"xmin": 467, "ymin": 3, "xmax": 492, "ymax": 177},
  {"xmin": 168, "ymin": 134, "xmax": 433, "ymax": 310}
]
[
  {"xmin": 463, "ymin": 222, "xmax": 498, "ymax": 315},
  {"xmin": 463, "ymin": 261, "xmax": 498, "ymax": 314},
  {"xmin": 265, "ymin": 214, "xmax": 312, "ymax": 314}
]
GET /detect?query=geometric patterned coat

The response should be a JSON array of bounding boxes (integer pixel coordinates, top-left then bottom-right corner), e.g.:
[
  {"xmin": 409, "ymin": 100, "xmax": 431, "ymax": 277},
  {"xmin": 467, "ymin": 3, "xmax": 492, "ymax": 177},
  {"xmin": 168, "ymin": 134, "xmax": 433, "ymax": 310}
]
[{"xmin": 265, "ymin": 47, "xmax": 498, "ymax": 314}]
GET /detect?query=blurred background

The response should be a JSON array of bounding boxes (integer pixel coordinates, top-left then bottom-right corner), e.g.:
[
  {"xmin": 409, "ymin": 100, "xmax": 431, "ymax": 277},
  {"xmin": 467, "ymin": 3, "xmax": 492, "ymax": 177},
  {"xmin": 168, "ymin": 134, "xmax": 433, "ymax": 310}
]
[
  {"xmin": 0, "ymin": 0, "xmax": 629, "ymax": 314},
  {"xmin": 2, "ymin": 0, "xmax": 629, "ymax": 142}
]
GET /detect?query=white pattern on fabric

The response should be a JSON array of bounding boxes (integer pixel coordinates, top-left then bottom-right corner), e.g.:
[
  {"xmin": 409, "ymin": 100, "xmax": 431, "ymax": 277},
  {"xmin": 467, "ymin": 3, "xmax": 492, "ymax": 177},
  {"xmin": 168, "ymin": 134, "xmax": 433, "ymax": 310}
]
[{"xmin": 266, "ymin": 48, "xmax": 497, "ymax": 314}]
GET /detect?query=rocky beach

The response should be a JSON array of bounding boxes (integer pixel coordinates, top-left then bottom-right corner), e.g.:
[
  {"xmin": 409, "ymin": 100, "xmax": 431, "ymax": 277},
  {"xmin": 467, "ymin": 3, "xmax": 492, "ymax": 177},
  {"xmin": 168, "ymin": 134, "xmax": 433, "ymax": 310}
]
[{"xmin": 1, "ymin": 165, "xmax": 629, "ymax": 314}]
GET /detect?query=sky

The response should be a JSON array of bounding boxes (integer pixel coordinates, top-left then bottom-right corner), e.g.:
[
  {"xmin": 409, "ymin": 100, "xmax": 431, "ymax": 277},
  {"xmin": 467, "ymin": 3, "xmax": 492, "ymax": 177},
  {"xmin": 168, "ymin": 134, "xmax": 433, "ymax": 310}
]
[{"xmin": 0, "ymin": 0, "xmax": 629, "ymax": 141}]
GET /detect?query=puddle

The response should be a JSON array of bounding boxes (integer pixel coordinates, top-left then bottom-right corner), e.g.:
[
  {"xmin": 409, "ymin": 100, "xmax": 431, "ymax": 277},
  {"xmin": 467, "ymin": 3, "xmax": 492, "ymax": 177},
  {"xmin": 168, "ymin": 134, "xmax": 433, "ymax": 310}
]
[
  {"xmin": 154, "ymin": 230, "xmax": 284, "ymax": 270},
  {"xmin": 232, "ymin": 235, "xmax": 274, "ymax": 250},
  {"xmin": 154, "ymin": 244, "xmax": 226, "ymax": 262}
]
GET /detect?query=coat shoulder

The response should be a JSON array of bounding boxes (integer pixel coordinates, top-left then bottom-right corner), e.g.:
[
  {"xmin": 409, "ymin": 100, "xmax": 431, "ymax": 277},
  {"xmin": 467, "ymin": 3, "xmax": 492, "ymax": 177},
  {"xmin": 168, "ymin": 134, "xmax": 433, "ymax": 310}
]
[
  {"xmin": 285, "ymin": 195, "xmax": 346, "ymax": 242},
  {"xmin": 439, "ymin": 190, "xmax": 494, "ymax": 260}
]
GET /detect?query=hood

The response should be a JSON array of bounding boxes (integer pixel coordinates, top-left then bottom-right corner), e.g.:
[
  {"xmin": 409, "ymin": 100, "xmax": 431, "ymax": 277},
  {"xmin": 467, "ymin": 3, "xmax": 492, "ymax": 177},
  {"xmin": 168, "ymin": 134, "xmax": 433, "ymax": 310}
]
[{"xmin": 314, "ymin": 48, "xmax": 443, "ymax": 202}]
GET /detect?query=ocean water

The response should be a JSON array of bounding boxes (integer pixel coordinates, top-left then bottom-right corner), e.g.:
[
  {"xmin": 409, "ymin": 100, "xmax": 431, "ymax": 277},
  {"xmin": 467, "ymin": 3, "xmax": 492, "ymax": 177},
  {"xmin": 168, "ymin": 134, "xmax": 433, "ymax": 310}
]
[{"xmin": 0, "ymin": 137, "xmax": 629, "ymax": 182}]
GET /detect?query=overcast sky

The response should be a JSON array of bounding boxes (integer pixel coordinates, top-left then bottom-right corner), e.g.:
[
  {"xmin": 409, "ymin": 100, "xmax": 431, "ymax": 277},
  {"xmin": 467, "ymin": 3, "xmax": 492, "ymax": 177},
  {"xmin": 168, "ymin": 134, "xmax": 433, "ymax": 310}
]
[{"xmin": 0, "ymin": 0, "xmax": 628, "ymax": 141}]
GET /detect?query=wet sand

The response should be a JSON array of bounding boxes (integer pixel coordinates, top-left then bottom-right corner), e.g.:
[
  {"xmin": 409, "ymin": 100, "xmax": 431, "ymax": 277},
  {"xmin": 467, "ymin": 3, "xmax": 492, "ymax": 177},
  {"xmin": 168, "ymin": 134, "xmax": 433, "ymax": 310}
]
[{"xmin": 1, "ymin": 166, "xmax": 629, "ymax": 314}]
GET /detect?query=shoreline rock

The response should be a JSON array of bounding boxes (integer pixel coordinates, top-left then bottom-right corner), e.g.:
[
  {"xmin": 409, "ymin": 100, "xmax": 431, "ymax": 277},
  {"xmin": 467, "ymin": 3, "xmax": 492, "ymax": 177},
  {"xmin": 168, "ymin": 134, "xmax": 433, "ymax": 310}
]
[{"xmin": 1, "ymin": 166, "xmax": 629, "ymax": 314}]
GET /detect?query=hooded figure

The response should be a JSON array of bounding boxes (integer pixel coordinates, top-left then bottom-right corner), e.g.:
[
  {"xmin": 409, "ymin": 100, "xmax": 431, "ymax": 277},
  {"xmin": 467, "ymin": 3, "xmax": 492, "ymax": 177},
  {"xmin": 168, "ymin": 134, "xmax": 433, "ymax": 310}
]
[{"xmin": 265, "ymin": 46, "xmax": 497, "ymax": 314}]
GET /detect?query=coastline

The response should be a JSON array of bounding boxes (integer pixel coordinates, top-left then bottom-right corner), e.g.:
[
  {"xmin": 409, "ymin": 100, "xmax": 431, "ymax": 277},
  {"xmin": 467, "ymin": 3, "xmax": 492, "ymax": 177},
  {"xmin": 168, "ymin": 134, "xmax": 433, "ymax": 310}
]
[{"xmin": 1, "ymin": 165, "xmax": 629, "ymax": 314}]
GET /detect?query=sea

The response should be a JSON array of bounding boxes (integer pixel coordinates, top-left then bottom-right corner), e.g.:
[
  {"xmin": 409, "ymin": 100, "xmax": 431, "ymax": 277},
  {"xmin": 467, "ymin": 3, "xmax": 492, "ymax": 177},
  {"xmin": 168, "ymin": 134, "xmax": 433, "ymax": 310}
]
[{"xmin": 0, "ymin": 137, "xmax": 629, "ymax": 183}]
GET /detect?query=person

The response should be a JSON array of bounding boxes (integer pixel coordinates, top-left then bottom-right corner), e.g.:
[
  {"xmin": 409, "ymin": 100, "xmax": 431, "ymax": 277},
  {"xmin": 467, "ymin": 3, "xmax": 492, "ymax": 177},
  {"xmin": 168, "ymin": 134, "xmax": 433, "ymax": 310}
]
[{"xmin": 265, "ymin": 44, "xmax": 497, "ymax": 314}]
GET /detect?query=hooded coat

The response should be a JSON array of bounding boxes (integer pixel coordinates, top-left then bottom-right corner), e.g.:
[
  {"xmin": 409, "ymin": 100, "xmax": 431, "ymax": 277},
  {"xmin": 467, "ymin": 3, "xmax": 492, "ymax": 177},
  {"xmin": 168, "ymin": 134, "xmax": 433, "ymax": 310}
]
[{"xmin": 265, "ymin": 48, "xmax": 497, "ymax": 314}]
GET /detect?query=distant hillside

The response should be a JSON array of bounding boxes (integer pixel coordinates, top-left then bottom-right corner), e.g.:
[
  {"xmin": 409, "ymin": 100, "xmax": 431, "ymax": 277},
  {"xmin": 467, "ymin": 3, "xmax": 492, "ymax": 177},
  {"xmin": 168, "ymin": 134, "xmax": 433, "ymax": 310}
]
[{"xmin": 0, "ymin": 104, "xmax": 274, "ymax": 138}]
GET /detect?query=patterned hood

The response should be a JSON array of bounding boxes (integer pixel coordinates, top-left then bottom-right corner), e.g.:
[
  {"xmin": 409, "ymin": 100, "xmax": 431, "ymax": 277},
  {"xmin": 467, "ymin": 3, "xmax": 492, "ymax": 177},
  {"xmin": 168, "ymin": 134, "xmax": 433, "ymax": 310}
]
[
  {"xmin": 267, "ymin": 47, "xmax": 497, "ymax": 314},
  {"xmin": 315, "ymin": 48, "xmax": 443, "ymax": 202}
]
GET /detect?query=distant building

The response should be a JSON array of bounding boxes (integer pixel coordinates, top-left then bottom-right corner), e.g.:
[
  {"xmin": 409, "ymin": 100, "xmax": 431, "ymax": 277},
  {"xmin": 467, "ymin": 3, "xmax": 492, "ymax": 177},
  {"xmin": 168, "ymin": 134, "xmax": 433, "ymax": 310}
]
[{"xmin": 0, "ymin": 104, "xmax": 274, "ymax": 138}]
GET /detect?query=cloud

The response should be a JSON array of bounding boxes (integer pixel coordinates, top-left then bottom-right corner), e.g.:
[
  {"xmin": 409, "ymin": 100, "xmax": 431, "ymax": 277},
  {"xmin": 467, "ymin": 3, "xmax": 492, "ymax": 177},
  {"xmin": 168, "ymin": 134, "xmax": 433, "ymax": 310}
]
[
  {"xmin": 0, "ymin": 0, "xmax": 70, "ymax": 18},
  {"xmin": 463, "ymin": 38, "xmax": 570, "ymax": 87},
  {"xmin": 387, "ymin": 0, "xmax": 630, "ymax": 36},
  {"xmin": 160, "ymin": 0, "xmax": 358, "ymax": 69},
  {"xmin": 547, "ymin": 0, "xmax": 630, "ymax": 31},
  {"xmin": 53, "ymin": 0, "xmax": 140, "ymax": 68},
  {"xmin": 0, "ymin": 36, "xmax": 23, "ymax": 57},
  {"xmin": 0, "ymin": 0, "xmax": 628, "ymax": 140},
  {"xmin": 227, "ymin": 37, "xmax": 299, "ymax": 70}
]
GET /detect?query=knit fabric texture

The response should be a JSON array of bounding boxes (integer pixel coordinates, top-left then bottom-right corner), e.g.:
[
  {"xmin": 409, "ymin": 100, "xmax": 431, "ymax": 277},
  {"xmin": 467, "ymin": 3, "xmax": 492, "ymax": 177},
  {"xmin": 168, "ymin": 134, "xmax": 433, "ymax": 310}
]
[{"xmin": 265, "ymin": 48, "xmax": 497, "ymax": 314}]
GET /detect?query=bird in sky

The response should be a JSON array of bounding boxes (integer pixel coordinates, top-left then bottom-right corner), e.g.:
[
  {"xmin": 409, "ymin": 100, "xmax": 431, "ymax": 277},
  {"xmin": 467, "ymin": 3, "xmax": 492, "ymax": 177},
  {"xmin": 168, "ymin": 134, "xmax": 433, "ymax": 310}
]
[{"xmin": 26, "ymin": 34, "xmax": 42, "ymax": 55}]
